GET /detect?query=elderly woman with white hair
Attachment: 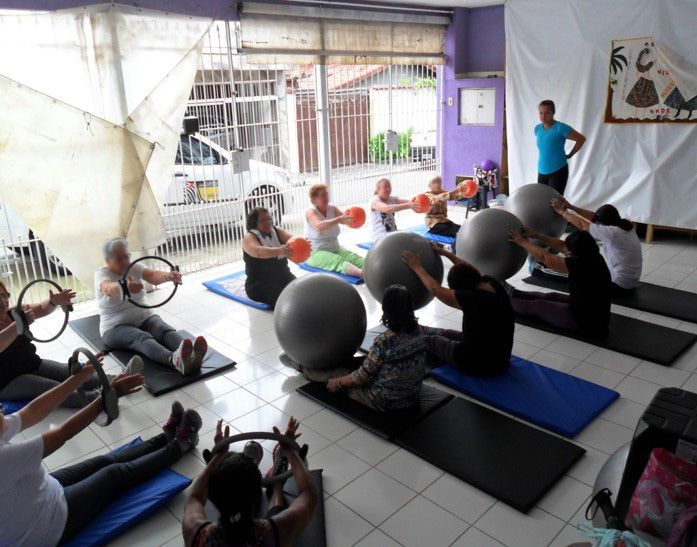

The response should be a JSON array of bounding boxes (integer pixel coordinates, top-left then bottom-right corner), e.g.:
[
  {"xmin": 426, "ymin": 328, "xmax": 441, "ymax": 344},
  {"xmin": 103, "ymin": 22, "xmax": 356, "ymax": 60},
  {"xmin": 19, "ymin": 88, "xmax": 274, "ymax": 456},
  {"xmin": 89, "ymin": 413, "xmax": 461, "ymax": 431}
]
[{"xmin": 95, "ymin": 238, "xmax": 207, "ymax": 375}]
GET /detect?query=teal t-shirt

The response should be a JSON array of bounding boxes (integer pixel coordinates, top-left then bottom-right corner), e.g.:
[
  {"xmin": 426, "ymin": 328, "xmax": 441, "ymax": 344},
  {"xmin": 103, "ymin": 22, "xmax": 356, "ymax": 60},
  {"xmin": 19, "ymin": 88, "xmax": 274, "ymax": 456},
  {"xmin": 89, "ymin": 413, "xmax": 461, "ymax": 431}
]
[{"xmin": 535, "ymin": 121, "xmax": 572, "ymax": 175}]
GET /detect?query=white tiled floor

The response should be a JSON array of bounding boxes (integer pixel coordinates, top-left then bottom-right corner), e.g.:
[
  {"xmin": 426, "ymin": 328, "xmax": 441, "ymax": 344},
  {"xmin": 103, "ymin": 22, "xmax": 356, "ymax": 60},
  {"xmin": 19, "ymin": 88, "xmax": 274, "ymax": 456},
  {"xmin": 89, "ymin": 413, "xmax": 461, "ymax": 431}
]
[{"xmin": 27, "ymin": 207, "xmax": 697, "ymax": 546}]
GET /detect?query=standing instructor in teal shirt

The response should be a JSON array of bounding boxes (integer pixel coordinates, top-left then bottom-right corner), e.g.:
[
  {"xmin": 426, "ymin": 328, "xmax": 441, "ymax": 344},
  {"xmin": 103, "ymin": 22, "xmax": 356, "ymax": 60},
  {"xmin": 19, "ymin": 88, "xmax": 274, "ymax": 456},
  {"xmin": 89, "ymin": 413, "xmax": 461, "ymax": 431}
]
[{"xmin": 535, "ymin": 100, "xmax": 586, "ymax": 195}]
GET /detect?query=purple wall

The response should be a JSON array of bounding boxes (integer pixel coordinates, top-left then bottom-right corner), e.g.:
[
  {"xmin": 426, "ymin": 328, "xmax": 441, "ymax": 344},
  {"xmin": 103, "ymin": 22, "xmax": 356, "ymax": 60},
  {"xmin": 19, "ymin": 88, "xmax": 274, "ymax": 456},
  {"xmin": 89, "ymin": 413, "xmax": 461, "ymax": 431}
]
[{"xmin": 439, "ymin": 5, "xmax": 505, "ymax": 191}]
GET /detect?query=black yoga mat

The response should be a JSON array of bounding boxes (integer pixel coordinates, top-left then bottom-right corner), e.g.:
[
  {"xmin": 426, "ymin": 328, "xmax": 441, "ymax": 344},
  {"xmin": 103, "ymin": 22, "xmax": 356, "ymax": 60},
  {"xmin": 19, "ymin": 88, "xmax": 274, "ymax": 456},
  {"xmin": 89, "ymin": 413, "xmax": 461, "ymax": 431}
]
[
  {"xmin": 514, "ymin": 312, "xmax": 696, "ymax": 366},
  {"xmin": 205, "ymin": 470, "xmax": 326, "ymax": 547},
  {"xmin": 297, "ymin": 381, "xmax": 453, "ymax": 440},
  {"xmin": 70, "ymin": 315, "xmax": 236, "ymax": 396},
  {"xmin": 394, "ymin": 397, "xmax": 586, "ymax": 513},
  {"xmin": 523, "ymin": 275, "xmax": 697, "ymax": 324}
]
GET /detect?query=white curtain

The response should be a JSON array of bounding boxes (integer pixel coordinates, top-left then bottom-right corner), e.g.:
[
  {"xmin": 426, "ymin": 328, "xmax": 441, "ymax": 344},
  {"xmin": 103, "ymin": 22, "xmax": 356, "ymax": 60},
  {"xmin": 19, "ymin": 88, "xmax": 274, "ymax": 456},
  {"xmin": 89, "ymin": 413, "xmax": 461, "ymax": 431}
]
[
  {"xmin": 505, "ymin": 0, "xmax": 697, "ymax": 229},
  {"xmin": 0, "ymin": 4, "xmax": 212, "ymax": 283}
]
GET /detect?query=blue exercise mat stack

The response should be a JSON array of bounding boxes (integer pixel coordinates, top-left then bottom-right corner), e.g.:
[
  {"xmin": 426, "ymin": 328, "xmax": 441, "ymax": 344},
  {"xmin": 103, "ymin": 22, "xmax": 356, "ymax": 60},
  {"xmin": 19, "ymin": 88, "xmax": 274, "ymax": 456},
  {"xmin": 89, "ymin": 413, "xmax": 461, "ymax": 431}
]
[
  {"xmin": 429, "ymin": 356, "xmax": 619, "ymax": 438},
  {"xmin": 358, "ymin": 225, "xmax": 456, "ymax": 250},
  {"xmin": 298, "ymin": 262, "xmax": 364, "ymax": 284}
]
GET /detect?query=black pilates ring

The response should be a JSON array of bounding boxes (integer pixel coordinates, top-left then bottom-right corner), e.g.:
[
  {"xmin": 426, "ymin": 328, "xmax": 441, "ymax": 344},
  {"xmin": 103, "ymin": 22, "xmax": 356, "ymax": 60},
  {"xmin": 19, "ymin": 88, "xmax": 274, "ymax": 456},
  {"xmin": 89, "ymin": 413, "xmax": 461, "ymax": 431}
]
[
  {"xmin": 68, "ymin": 347, "xmax": 119, "ymax": 427},
  {"xmin": 211, "ymin": 432, "xmax": 307, "ymax": 487},
  {"xmin": 11, "ymin": 279, "xmax": 72, "ymax": 343},
  {"xmin": 118, "ymin": 255, "xmax": 180, "ymax": 309}
]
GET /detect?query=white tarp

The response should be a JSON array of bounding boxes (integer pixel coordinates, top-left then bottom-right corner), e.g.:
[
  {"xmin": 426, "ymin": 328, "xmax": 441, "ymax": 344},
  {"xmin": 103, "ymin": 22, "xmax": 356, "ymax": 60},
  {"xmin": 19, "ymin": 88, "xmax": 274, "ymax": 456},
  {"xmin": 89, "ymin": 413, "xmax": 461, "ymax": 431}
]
[
  {"xmin": 0, "ymin": 5, "xmax": 212, "ymax": 282},
  {"xmin": 505, "ymin": 0, "xmax": 697, "ymax": 229}
]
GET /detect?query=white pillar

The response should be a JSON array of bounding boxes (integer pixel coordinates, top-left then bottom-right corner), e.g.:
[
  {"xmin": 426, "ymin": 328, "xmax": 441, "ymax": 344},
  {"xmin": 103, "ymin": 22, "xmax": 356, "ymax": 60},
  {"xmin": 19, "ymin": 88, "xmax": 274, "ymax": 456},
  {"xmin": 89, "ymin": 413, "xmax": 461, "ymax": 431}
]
[{"xmin": 314, "ymin": 63, "xmax": 332, "ymax": 187}]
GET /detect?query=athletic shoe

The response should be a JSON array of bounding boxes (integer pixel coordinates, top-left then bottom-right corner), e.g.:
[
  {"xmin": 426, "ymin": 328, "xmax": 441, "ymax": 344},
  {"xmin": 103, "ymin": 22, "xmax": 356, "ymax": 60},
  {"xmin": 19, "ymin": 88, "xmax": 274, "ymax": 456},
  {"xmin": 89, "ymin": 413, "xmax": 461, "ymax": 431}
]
[
  {"xmin": 279, "ymin": 353, "xmax": 302, "ymax": 372},
  {"xmin": 191, "ymin": 336, "xmax": 207, "ymax": 373},
  {"xmin": 126, "ymin": 355, "xmax": 144, "ymax": 376},
  {"xmin": 500, "ymin": 280, "xmax": 516, "ymax": 298},
  {"xmin": 170, "ymin": 339, "xmax": 194, "ymax": 375},
  {"xmin": 175, "ymin": 408, "xmax": 202, "ymax": 450},
  {"xmin": 265, "ymin": 442, "xmax": 308, "ymax": 480},
  {"xmin": 163, "ymin": 401, "xmax": 185, "ymax": 439},
  {"xmin": 243, "ymin": 441, "xmax": 264, "ymax": 467},
  {"xmin": 266, "ymin": 443, "xmax": 289, "ymax": 480}
]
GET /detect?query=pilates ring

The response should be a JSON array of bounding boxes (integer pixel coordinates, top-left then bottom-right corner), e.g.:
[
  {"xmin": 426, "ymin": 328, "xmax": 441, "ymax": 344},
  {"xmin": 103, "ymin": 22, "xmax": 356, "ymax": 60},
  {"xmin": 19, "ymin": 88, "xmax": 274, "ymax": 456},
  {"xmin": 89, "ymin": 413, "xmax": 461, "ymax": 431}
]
[
  {"xmin": 210, "ymin": 432, "xmax": 308, "ymax": 487},
  {"xmin": 118, "ymin": 255, "xmax": 180, "ymax": 309},
  {"xmin": 68, "ymin": 347, "xmax": 119, "ymax": 427},
  {"xmin": 11, "ymin": 279, "xmax": 72, "ymax": 343}
]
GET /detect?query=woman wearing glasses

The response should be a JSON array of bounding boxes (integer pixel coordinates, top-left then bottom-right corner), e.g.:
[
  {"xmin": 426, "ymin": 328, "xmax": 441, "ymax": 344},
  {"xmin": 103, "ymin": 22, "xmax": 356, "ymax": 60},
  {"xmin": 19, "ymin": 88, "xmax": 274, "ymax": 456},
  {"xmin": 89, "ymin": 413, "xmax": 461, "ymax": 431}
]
[
  {"xmin": 95, "ymin": 238, "xmax": 207, "ymax": 376},
  {"xmin": 0, "ymin": 280, "xmax": 107, "ymax": 407}
]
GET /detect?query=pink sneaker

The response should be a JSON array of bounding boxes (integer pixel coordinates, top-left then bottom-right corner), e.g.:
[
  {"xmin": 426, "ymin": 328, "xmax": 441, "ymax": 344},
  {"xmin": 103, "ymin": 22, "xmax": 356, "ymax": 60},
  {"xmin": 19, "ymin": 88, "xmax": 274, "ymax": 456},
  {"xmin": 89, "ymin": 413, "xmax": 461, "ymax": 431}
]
[
  {"xmin": 191, "ymin": 336, "xmax": 207, "ymax": 372},
  {"xmin": 171, "ymin": 339, "xmax": 194, "ymax": 375}
]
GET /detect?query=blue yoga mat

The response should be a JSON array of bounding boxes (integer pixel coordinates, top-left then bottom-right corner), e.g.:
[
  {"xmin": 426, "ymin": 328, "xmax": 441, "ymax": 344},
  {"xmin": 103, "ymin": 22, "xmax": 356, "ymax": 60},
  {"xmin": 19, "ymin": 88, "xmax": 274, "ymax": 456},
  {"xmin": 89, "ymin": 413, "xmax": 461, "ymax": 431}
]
[
  {"xmin": 429, "ymin": 356, "xmax": 619, "ymax": 438},
  {"xmin": 0, "ymin": 400, "xmax": 29, "ymax": 414},
  {"xmin": 405, "ymin": 224, "xmax": 456, "ymax": 245},
  {"xmin": 298, "ymin": 262, "xmax": 364, "ymax": 284},
  {"xmin": 63, "ymin": 438, "xmax": 192, "ymax": 547},
  {"xmin": 202, "ymin": 271, "xmax": 272, "ymax": 310}
]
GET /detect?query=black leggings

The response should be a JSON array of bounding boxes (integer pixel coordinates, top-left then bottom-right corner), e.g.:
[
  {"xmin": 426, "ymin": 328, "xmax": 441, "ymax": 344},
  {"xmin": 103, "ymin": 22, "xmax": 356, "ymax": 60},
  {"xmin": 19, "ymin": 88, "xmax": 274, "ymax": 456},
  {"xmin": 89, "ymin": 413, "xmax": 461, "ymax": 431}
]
[
  {"xmin": 538, "ymin": 164, "xmax": 569, "ymax": 195},
  {"xmin": 53, "ymin": 433, "xmax": 182, "ymax": 543},
  {"xmin": 428, "ymin": 220, "xmax": 460, "ymax": 238},
  {"xmin": 246, "ymin": 271, "xmax": 296, "ymax": 308}
]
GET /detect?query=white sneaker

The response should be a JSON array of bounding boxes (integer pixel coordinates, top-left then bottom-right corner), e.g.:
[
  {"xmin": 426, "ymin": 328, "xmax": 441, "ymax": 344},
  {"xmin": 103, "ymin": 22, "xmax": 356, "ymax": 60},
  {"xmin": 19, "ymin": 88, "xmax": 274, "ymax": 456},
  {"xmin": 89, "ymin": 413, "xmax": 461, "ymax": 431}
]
[
  {"xmin": 170, "ymin": 339, "xmax": 195, "ymax": 375},
  {"xmin": 126, "ymin": 355, "xmax": 144, "ymax": 376}
]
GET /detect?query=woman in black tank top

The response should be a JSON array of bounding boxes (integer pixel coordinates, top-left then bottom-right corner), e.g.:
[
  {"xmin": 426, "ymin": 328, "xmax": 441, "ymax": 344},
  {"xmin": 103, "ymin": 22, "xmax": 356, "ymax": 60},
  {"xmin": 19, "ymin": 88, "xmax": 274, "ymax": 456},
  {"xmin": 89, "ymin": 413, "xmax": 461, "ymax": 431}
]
[{"xmin": 243, "ymin": 208, "xmax": 297, "ymax": 308}]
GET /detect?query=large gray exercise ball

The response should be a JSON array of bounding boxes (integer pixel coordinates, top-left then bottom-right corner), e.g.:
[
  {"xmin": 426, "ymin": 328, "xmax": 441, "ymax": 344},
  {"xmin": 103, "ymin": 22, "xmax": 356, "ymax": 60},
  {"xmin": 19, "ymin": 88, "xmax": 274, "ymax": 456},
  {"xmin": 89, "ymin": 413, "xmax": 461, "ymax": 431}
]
[
  {"xmin": 504, "ymin": 183, "xmax": 567, "ymax": 244},
  {"xmin": 364, "ymin": 231, "xmax": 444, "ymax": 310},
  {"xmin": 455, "ymin": 208, "xmax": 528, "ymax": 281},
  {"xmin": 274, "ymin": 274, "xmax": 367, "ymax": 370}
]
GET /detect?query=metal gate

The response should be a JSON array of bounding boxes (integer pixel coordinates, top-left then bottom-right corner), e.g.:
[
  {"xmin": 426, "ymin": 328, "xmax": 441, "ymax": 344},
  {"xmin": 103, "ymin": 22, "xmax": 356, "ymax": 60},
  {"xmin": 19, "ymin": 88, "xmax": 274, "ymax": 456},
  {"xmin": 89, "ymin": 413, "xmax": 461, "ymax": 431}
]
[{"xmin": 0, "ymin": 20, "xmax": 441, "ymax": 303}]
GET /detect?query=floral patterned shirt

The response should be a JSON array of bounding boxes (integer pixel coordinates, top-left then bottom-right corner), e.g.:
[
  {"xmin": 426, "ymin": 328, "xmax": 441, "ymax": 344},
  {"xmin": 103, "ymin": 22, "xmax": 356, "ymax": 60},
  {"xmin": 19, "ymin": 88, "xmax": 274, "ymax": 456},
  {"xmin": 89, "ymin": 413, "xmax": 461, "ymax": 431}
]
[{"xmin": 352, "ymin": 329, "xmax": 427, "ymax": 411}]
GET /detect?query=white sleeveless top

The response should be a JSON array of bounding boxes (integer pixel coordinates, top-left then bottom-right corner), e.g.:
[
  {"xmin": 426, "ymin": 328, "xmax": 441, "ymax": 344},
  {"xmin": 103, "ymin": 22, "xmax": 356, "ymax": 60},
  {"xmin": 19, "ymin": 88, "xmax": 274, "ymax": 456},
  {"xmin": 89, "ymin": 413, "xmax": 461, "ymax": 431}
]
[
  {"xmin": 370, "ymin": 195, "xmax": 398, "ymax": 242},
  {"xmin": 249, "ymin": 228, "xmax": 284, "ymax": 260},
  {"xmin": 304, "ymin": 204, "xmax": 340, "ymax": 251}
]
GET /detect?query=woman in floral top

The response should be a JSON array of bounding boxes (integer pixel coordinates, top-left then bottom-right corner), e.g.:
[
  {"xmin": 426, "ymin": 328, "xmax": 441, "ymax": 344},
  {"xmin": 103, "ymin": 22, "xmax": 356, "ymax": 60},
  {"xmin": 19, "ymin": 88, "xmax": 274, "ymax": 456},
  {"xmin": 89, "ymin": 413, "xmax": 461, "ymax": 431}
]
[
  {"xmin": 424, "ymin": 176, "xmax": 463, "ymax": 238},
  {"xmin": 325, "ymin": 285, "xmax": 427, "ymax": 411}
]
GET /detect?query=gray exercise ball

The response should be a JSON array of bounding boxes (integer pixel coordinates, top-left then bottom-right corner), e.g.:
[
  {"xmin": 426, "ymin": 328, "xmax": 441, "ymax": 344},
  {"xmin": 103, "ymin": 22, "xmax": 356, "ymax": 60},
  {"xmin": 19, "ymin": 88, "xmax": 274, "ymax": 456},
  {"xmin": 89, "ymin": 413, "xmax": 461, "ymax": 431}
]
[
  {"xmin": 455, "ymin": 208, "xmax": 528, "ymax": 281},
  {"xmin": 364, "ymin": 231, "xmax": 444, "ymax": 310},
  {"xmin": 504, "ymin": 183, "xmax": 567, "ymax": 244},
  {"xmin": 274, "ymin": 274, "xmax": 367, "ymax": 370}
]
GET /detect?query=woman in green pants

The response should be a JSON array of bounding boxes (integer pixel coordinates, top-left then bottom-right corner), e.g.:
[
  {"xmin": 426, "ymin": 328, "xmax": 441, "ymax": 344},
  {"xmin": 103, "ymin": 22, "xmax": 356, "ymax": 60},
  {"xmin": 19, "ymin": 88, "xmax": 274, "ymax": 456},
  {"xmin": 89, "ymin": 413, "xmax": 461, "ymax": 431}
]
[{"xmin": 303, "ymin": 183, "xmax": 365, "ymax": 278}]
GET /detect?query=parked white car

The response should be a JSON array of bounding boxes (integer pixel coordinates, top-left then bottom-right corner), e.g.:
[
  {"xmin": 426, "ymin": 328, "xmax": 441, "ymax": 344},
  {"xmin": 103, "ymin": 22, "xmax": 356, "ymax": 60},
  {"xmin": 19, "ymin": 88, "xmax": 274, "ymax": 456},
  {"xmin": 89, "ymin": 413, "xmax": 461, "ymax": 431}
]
[
  {"xmin": 0, "ymin": 133, "xmax": 293, "ymax": 266},
  {"xmin": 163, "ymin": 133, "xmax": 293, "ymax": 238}
]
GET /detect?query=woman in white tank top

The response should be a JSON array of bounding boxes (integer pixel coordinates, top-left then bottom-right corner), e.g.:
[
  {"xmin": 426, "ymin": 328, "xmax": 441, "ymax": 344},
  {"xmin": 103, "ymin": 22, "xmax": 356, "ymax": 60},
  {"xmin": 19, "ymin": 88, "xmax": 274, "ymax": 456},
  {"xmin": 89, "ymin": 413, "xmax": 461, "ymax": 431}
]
[
  {"xmin": 369, "ymin": 178, "xmax": 419, "ymax": 242},
  {"xmin": 304, "ymin": 184, "xmax": 365, "ymax": 278}
]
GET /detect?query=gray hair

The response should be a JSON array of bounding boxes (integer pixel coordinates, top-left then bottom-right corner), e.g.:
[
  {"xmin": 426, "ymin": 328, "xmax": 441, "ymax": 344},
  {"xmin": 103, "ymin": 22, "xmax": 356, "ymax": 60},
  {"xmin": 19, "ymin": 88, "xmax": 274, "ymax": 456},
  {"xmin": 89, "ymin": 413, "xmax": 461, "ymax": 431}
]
[{"xmin": 102, "ymin": 237, "xmax": 129, "ymax": 260}]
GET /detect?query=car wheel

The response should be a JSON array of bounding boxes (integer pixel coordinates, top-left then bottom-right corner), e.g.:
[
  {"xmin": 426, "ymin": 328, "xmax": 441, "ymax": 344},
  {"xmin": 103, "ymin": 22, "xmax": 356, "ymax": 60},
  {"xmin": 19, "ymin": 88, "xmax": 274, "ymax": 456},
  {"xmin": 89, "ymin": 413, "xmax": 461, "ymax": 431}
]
[
  {"xmin": 246, "ymin": 185, "xmax": 285, "ymax": 225},
  {"xmin": 29, "ymin": 231, "xmax": 72, "ymax": 276}
]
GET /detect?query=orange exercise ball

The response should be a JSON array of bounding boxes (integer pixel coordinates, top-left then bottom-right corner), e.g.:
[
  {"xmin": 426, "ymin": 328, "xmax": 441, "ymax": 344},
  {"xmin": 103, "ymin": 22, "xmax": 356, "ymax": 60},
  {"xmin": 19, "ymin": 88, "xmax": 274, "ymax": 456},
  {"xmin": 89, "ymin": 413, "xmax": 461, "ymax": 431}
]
[
  {"xmin": 460, "ymin": 179, "xmax": 478, "ymax": 199},
  {"xmin": 412, "ymin": 193, "xmax": 431, "ymax": 214},
  {"xmin": 286, "ymin": 237, "xmax": 311, "ymax": 264},
  {"xmin": 345, "ymin": 206, "xmax": 366, "ymax": 229}
]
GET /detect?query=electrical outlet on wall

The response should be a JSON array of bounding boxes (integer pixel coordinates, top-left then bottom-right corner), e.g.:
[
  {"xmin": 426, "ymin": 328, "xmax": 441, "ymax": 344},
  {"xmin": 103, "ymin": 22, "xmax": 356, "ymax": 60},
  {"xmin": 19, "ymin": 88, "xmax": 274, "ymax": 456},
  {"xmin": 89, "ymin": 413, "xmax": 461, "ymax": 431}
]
[{"xmin": 447, "ymin": 97, "xmax": 454, "ymax": 106}]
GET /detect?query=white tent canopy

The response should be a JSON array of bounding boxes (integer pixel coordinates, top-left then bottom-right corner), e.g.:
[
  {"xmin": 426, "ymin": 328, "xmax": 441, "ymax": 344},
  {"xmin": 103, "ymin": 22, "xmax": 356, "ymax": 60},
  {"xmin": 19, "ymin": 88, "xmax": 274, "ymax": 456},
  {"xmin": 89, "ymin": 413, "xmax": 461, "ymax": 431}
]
[{"xmin": 0, "ymin": 4, "xmax": 212, "ymax": 283}]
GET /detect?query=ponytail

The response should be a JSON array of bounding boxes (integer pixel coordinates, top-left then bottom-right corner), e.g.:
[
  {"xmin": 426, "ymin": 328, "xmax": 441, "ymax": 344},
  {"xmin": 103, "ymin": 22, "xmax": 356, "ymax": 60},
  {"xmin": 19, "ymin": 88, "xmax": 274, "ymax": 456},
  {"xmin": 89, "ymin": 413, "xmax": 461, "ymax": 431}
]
[
  {"xmin": 594, "ymin": 204, "xmax": 633, "ymax": 232},
  {"xmin": 208, "ymin": 453, "xmax": 262, "ymax": 543}
]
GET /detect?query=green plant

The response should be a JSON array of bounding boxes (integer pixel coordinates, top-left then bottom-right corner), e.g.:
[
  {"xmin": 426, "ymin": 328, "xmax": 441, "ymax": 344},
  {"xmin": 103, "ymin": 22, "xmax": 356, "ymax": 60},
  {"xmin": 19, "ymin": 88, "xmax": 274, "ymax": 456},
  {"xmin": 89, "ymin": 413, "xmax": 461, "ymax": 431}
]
[
  {"xmin": 610, "ymin": 46, "xmax": 628, "ymax": 75},
  {"xmin": 369, "ymin": 128, "xmax": 414, "ymax": 160},
  {"xmin": 414, "ymin": 77, "xmax": 437, "ymax": 89}
]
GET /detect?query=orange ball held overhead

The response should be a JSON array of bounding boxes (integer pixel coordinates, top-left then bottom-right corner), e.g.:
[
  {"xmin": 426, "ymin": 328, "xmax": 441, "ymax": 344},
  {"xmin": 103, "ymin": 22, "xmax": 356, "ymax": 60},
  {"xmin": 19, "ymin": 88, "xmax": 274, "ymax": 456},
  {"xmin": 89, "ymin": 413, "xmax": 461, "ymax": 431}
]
[
  {"xmin": 412, "ymin": 193, "xmax": 431, "ymax": 214},
  {"xmin": 286, "ymin": 237, "xmax": 311, "ymax": 264},
  {"xmin": 345, "ymin": 206, "xmax": 366, "ymax": 229},
  {"xmin": 460, "ymin": 179, "xmax": 478, "ymax": 199}
]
